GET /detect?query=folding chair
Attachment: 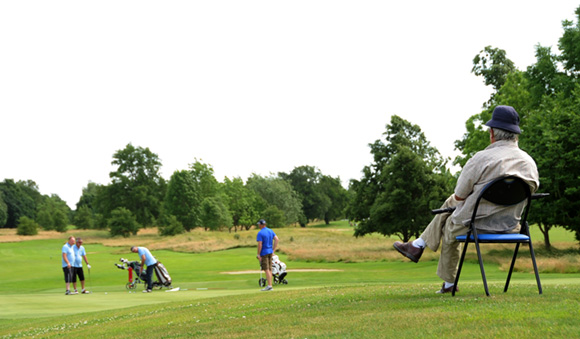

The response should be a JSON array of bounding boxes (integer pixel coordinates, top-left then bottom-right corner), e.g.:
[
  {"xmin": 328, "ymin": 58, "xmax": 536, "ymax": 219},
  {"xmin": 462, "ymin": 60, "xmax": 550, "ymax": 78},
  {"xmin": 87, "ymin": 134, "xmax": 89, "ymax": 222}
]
[{"xmin": 433, "ymin": 176, "xmax": 547, "ymax": 297}]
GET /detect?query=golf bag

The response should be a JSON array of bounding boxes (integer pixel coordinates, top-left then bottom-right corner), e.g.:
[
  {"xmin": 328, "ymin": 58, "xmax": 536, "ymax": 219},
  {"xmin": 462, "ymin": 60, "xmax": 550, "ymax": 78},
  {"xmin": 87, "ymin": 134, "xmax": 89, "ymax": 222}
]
[
  {"xmin": 154, "ymin": 261, "xmax": 172, "ymax": 287},
  {"xmin": 259, "ymin": 254, "xmax": 288, "ymax": 287},
  {"xmin": 115, "ymin": 258, "xmax": 172, "ymax": 290}
]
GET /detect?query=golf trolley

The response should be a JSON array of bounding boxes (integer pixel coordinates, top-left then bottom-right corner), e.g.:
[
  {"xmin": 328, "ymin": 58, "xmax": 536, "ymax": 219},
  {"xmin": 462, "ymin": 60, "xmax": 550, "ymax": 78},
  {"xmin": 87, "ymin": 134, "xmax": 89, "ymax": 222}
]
[
  {"xmin": 259, "ymin": 254, "xmax": 288, "ymax": 287},
  {"xmin": 115, "ymin": 258, "xmax": 172, "ymax": 290}
]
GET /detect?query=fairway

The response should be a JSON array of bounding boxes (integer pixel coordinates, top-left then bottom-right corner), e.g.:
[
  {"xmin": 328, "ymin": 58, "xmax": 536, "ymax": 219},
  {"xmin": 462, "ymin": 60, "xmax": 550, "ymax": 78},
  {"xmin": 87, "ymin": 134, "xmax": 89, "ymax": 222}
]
[{"xmin": 1, "ymin": 224, "xmax": 580, "ymax": 337}]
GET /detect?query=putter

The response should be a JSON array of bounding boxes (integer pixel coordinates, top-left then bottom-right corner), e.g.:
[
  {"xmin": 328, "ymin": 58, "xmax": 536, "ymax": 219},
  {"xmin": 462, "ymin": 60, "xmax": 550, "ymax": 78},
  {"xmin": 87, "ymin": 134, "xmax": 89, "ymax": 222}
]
[{"xmin": 88, "ymin": 267, "xmax": 92, "ymax": 293}]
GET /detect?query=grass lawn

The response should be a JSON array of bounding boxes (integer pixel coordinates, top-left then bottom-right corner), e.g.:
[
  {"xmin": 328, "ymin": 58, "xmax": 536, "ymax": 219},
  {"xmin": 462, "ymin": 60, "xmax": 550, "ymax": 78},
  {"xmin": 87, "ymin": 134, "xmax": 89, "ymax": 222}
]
[{"xmin": 0, "ymin": 221, "xmax": 579, "ymax": 338}]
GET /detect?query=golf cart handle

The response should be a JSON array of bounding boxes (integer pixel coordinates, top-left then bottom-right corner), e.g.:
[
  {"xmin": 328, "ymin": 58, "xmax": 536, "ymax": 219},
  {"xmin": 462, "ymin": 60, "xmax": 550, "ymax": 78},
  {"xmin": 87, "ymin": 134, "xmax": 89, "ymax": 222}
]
[{"xmin": 431, "ymin": 193, "xmax": 549, "ymax": 215}]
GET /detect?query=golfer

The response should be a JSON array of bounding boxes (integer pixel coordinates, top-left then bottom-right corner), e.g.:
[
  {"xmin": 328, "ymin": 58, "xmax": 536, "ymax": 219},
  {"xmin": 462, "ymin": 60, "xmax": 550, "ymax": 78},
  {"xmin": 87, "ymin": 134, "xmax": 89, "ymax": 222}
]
[
  {"xmin": 131, "ymin": 246, "xmax": 158, "ymax": 293},
  {"xmin": 256, "ymin": 219, "xmax": 279, "ymax": 291},
  {"xmin": 72, "ymin": 237, "xmax": 91, "ymax": 294},
  {"xmin": 62, "ymin": 236, "xmax": 76, "ymax": 295}
]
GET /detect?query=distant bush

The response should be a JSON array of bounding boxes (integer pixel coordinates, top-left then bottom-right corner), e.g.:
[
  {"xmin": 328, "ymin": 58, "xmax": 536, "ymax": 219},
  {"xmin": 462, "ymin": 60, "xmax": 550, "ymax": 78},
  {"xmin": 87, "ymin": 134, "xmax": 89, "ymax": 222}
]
[
  {"xmin": 108, "ymin": 207, "xmax": 140, "ymax": 238},
  {"xmin": 17, "ymin": 216, "xmax": 38, "ymax": 236},
  {"xmin": 74, "ymin": 205, "xmax": 93, "ymax": 229},
  {"xmin": 158, "ymin": 215, "xmax": 185, "ymax": 236}
]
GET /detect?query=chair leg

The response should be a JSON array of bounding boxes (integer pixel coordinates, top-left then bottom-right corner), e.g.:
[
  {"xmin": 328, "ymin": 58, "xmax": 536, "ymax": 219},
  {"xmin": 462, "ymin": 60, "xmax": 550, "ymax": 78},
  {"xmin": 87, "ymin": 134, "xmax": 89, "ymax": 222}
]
[
  {"xmin": 528, "ymin": 241, "xmax": 543, "ymax": 294},
  {"xmin": 474, "ymin": 239, "xmax": 490, "ymax": 296},
  {"xmin": 504, "ymin": 243, "xmax": 520, "ymax": 293},
  {"xmin": 453, "ymin": 241, "xmax": 469, "ymax": 297}
]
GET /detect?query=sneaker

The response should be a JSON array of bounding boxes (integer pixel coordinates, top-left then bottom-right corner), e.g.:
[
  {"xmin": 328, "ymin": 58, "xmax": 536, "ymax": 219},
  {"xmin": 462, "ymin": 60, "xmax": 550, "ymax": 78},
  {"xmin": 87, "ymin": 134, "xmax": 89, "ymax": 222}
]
[
  {"xmin": 71, "ymin": 290, "xmax": 79, "ymax": 295},
  {"xmin": 65, "ymin": 290, "xmax": 71, "ymax": 295},
  {"xmin": 82, "ymin": 290, "xmax": 90, "ymax": 294},
  {"xmin": 143, "ymin": 289, "xmax": 152, "ymax": 293},
  {"xmin": 261, "ymin": 286, "xmax": 273, "ymax": 292},
  {"xmin": 436, "ymin": 283, "xmax": 458, "ymax": 294}
]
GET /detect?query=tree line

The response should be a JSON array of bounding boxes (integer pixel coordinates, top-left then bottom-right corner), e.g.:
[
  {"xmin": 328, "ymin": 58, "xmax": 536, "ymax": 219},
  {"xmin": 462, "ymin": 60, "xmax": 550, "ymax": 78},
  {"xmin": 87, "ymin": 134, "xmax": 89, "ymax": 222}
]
[
  {"xmin": 0, "ymin": 144, "xmax": 348, "ymax": 237},
  {"xmin": 3, "ymin": 7, "xmax": 580, "ymax": 247}
]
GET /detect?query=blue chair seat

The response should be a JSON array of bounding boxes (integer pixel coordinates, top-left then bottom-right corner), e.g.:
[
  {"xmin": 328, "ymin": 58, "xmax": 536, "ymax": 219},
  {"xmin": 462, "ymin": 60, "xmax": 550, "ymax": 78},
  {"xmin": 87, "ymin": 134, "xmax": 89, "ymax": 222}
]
[{"xmin": 456, "ymin": 234, "xmax": 530, "ymax": 242}]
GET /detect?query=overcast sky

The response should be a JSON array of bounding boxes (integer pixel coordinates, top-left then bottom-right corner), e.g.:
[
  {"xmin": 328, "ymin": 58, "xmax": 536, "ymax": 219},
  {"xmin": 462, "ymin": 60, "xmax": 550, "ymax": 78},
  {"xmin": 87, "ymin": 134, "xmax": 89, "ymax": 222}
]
[{"xmin": 1, "ymin": 1, "xmax": 578, "ymax": 208}]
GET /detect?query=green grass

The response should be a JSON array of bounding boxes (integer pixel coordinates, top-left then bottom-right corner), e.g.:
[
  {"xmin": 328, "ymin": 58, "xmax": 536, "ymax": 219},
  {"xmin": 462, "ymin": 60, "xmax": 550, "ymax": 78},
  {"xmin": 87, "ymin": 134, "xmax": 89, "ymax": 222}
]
[{"xmin": 0, "ymin": 222, "xmax": 579, "ymax": 338}]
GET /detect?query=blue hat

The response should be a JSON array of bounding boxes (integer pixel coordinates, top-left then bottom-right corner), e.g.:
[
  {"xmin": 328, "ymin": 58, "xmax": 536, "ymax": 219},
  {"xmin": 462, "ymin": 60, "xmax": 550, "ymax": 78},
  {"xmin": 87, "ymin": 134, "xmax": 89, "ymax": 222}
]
[
  {"xmin": 485, "ymin": 105, "xmax": 521, "ymax": 134},
  {"xmin": 257, "ymin": 219, "xmax": 266, "ymax": 225}
]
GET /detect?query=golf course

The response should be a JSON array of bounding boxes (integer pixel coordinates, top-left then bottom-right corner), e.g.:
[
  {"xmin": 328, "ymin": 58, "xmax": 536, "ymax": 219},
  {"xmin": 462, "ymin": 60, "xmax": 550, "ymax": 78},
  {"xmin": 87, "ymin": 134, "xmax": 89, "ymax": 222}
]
[{"xmin": 1, "ymin": 221, "xmax": 579, "ymax": 338}]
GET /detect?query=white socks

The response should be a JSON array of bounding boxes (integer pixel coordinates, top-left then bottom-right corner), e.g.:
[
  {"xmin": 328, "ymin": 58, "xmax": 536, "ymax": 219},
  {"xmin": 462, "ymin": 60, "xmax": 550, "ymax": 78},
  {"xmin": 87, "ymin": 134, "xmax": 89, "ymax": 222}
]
[
  {"xmin": 444, "ymin": 282, "xmax": 455, "ymax": 289},
  {"xmin": 412, "ymin": 238, "xmax": 426, "ymax": 248}
]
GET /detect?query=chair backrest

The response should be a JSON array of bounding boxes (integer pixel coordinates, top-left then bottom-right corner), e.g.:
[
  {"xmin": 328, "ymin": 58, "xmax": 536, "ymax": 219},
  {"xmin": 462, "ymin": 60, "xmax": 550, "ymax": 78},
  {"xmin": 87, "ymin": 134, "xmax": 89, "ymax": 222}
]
[{"xmin": 471, "ymin": 176, "xmax": 532, "ymax": 230}]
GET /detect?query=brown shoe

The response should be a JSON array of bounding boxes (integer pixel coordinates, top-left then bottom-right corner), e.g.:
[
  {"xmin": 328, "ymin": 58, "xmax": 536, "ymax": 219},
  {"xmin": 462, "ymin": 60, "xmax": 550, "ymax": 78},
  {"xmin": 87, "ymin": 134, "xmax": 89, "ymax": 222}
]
[
  {"xmin": 436, "ymin": 283, "xmax": 458, "ymax": 294},
  {"xmin": 393, "ymin": 241, "xmax": 424, "ymax": 263}
]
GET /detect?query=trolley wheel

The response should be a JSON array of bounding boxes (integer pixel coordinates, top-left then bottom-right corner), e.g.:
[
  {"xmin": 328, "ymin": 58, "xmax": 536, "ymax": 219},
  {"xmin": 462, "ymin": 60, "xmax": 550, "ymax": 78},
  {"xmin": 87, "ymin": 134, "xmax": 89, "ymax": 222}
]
[
  {"xmin": 282, "ymin": 279, "xmax": 288, "ymax": 285},
  {"xmin": 126, "ymin": 282, "xmax": 136, "ymax": 290},
  {"xmin": 259, "ymin": 278, "xmax": 267, "ymax": 287}
]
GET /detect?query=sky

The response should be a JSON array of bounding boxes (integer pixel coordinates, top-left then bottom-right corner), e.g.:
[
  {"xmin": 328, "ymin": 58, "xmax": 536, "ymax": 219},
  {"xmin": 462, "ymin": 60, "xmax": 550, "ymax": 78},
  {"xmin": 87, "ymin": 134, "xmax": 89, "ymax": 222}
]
[{"xmin": 1, "ymin": 1, "xmax": 579, "ymax": 208}]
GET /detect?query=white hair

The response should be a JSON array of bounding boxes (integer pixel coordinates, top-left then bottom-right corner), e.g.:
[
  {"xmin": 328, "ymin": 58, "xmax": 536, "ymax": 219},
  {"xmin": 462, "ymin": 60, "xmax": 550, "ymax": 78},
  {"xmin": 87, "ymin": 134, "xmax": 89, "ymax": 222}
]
[{"xmin": 492, "ymin": 128, "xmax": 518, "ymax": 142}]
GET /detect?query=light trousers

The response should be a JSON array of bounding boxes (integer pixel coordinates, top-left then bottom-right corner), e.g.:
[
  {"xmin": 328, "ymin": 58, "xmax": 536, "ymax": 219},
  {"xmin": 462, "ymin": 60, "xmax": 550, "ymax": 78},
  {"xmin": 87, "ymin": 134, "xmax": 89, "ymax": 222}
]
[{"xmin": 420, "ymin": 194, "xmax": 520, "ymax": 283}]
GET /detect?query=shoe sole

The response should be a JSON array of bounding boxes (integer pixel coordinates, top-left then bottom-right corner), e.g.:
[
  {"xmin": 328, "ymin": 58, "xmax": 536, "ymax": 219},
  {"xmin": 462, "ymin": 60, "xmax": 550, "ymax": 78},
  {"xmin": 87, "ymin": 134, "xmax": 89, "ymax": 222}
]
[{"xmin": 393, "ymin": 243, "xmax": 419, "ymax": 263}]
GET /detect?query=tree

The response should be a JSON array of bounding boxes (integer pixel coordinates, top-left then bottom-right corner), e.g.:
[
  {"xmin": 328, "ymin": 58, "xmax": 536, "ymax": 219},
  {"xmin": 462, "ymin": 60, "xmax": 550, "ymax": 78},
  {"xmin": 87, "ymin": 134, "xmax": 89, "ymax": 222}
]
[
  {"xmin": 76, "ymin": 182, "xmax": 99, "ymax": 212},
  {"xmin": 319, "ymin": 175, "xmax": 348, "ymax": 224},
  {"xmin": 349, "ymin": 115, "xmax": 451, "ymax": 241},
  {"xmin": 108, "ymin": 207, "xmax": 140, "ymax": 237},
  {"xmin": 222, "ymin": 177, "xmax": 261, "ymax": 232},
  {"xmin": 279, "ymin": 166, "xmax": 331, "ymax": 226},
  {"xmin": 472, "ymin": 46, "xmax": 516, "ymax": 92},
  {"xmin": 200, "ymin": 196, "xmax": 232, "ymax": 231},
  {"xmin": 559, "ymin": 6, "xmax": 580, "ymax": 74},
  {"xmin": 0, "ymin": 191, "xmax": 7, "ymax": 227},
  {"xmin": 74, "ymin": 205, "xmax": 94, "ymax": 229},
  {"xmin": 0, "ymin": 179, "xmax": 36, "ymax": 227},
  {"xmin": 246, "ymin": 174, "xmax": 304, "ymax": 226},
  {"xmin": 17, "ymin": 216, "xmax": 38, "ymax": 236},
  {"xmin": 261, "ymin": 205, "xmax": 285, "ymax": 228},
  {"xmin": 158, "ymin": 215, "xmax": 186, "ymax": 236},
  {"xmin": 107, "ymin": 144, "xmax": 165, "ymax": 227},
  {"xmin": 36, "ymin": 194, "xmax": 70, "ymax": 232},
  {"xmin": 164, "ymin": 170, "xmax": 202, "ymax": 231}
]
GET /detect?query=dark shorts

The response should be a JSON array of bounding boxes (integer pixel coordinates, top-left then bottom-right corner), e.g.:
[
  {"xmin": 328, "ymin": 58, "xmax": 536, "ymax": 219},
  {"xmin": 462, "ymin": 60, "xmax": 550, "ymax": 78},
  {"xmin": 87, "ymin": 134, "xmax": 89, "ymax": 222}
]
[
  {"xmin": 260, "ymin": 253, "xmax": 273, "ymax": 271},
  {"xmin": 74, "ymin": 267, "xmax": 85, "ymax": 281},
  {"xmin": 63, "ymin": 267, "xmax": 75, "ymax": 283}
]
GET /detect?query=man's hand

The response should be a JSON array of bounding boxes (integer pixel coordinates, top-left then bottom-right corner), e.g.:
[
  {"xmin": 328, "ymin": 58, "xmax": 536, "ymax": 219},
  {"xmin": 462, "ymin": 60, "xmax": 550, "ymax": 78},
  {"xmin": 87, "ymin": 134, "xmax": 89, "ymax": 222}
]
[
  {"xmin": 87, "ymin": 264, "xmax": 91, "ymax": 269},
  {"xmin": 256, "ymin": 255, "xmax": 261, "ymax": 261}
]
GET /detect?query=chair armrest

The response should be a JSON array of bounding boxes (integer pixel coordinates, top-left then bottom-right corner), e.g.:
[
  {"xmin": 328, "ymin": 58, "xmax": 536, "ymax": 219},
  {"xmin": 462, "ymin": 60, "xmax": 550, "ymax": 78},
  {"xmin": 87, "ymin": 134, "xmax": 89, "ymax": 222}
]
[
  {"xmin": 532, "ymin": 193, "xmax": 549, "ymax": 200},
  {"xmin": 431, "ymin": 207, "xmax": 456, "ymax": 215}
]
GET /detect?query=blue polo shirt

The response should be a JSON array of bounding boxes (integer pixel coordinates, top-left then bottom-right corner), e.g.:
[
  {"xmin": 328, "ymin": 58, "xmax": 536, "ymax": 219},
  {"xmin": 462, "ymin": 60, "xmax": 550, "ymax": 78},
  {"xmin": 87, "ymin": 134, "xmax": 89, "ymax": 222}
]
[
  {"xmin": 73, "ymin": 245, "xmax": 86, "ymax": 268},
  {"xmin": 257, "ymin": 227, "xmax": 276, "ymax": 256},
  {"xmin": 137, "ymin": 247, "xmax": 157, "ymax": 266},
  {"xmin": 61, "ymin": 243, "xmax": 75, "ymax": 268}
]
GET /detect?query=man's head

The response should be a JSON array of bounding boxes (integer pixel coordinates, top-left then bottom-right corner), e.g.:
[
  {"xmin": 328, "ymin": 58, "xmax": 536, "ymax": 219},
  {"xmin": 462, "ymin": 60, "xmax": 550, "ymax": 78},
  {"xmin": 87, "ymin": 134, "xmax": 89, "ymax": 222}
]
[
  {"xmin": 68, "ymin": 236, "xmax": 76, "ymax": 245},
  {"xmin": 130, "ymin": 246, "xmax": 138, "ymax": 253},
  {"xmin": 486, "ymin": 105, "xmax": 521, "ymax": 143},
  {"xmin": 485, "ymin": 105, "xmax": 521, "ymax": 134},
  {"xmin": 257, "ymin": 219, "xmax": 266, "ymax": 228},
  {"xmin": 75, "ymin": 237, "xmax": 83, "ymax": 247}
]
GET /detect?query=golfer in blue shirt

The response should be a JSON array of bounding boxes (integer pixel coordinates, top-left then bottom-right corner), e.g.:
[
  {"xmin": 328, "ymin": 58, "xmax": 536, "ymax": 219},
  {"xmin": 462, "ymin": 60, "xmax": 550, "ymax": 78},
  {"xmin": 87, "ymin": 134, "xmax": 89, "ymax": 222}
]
[{"xmin": 256, "ymin": 219, "xmax": 279, "ymax": 291}]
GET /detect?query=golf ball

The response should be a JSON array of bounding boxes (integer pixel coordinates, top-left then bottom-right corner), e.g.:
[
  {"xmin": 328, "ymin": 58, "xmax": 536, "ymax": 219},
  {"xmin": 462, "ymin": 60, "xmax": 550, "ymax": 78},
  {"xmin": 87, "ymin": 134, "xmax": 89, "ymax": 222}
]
[{"xmin": 105, "ymin": 292, "xmax": 108, "ymax": 295}]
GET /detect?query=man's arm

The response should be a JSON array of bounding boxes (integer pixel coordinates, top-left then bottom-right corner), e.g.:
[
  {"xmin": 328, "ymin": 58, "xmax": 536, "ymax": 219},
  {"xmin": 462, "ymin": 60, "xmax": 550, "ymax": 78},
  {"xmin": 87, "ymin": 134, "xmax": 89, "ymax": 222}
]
[
  {"xmin": 273, "ymin": 235, "xmax": 279, "ymax": 253},
  {"xmin": 140, "ymin": 254, "xmax": 146, "ymax": 274},
  {"xmin": 62, "ymin": 252, "xmax": 71, "ymax": 268},
  {"xmin": 257, "ymin": 241, "xmax": 262, "ymax": 260}
]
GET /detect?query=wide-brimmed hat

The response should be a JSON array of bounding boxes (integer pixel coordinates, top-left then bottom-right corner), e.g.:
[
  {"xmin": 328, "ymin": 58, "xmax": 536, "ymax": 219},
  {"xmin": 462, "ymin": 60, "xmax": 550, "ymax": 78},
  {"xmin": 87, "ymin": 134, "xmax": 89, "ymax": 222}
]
[{"xmin": 485, "ymin": 105, "xmax": 521, "ymax": 134}]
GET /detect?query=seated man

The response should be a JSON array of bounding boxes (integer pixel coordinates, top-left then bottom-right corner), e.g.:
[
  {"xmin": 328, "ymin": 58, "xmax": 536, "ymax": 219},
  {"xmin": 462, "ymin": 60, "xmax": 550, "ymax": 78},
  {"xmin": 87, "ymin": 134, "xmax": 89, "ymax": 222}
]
[{"xmin": 393, "ymin": 105, "xmax": 539, "ymax": 294}]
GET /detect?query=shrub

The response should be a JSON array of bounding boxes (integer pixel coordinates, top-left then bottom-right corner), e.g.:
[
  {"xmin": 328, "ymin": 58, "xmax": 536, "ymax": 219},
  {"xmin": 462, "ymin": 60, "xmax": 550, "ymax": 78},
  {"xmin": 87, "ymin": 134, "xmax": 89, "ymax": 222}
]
[
  {"xmin": 74, "ymin": 205, "xmax": 93, "ymax": 229},
  {"xmin": 108, "ymin": 207, "xmax": 140, "ymax": 238},
  {"xmin": 158, "ymin": 215, "xmax": 185, "ymax": 236},
  {"xmin": 17, "ymin": 216, "xmax": 38, "ymax": 236}
]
